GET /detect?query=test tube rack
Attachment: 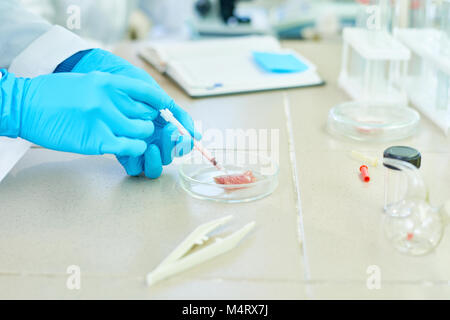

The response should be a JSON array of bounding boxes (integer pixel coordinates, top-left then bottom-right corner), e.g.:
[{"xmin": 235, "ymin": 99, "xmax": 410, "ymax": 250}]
[
  {"xmin": 339, "ymin": 27, "xmax": 411, "ymax": 107},
  {"xmin": 395, "ymin": 28, "xmax": 450, "ymax": 135}
]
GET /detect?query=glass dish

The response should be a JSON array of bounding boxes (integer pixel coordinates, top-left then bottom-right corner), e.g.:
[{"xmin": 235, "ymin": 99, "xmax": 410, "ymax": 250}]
[
  {"xmin": 178, "ymin": 150, "xmax": 279, "ymax": 203},
  {"xmin": 327, "ymin": 101, "xmax": 420, "ymax": 142}
]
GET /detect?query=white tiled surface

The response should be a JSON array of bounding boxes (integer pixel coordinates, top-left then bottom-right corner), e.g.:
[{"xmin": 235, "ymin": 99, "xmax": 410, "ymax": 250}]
[{"xmin": 0, "ymin": 40, "xmax": 449, "ymax": 299}]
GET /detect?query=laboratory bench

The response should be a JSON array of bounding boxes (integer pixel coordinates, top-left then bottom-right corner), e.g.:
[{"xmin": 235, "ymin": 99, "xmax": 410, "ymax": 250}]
[{"xmin": 0, "ymin": 39, "xmax": 449, "ymax": 300}]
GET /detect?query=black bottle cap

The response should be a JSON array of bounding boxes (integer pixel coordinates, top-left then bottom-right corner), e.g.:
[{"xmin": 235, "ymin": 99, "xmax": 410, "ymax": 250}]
[{"xmin": 383, "ymin": 146, "xmax": 421, "ymax": 170}]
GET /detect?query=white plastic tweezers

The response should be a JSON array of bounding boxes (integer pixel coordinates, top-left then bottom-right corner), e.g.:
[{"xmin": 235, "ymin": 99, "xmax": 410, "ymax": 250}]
[{"xmin": 146, "ymin": 216, "xmax": 255, "ymax": 286}]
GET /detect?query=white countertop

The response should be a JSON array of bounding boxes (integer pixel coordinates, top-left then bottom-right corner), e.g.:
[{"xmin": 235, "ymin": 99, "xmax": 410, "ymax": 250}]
[{"xmin": 0, "ymin": 39, "xmax": 449, "ymax": 299}]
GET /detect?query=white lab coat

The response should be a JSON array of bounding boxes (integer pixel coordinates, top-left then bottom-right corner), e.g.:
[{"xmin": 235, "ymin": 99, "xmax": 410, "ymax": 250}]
[{"xmin": 0, "ymin": 0, "xmax": 93, "ymax": 182}]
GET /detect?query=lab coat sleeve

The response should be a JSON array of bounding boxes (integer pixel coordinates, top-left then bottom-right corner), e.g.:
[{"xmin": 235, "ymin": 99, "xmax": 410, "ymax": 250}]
[
  {"xmin": 0, "ymin": 0, "xmax": 51, "ymax": 70},
  {"xmin": 9, "ymin": 25, "xmax": 94, "ymax": 77},
  {"xmin": 1, "ymin": 1, "xmax": 94, "ymax": 77},
  {"xmin": 0, "ymin": 1, "xmax": 94, "ymax": 183}
]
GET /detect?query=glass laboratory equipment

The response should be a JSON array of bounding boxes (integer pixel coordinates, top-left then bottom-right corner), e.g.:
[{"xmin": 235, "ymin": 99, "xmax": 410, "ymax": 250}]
[
  {"xmin": 392, "ymin": 0, "xmax": 431, "ymax": 30},
  {"xmin": 342, "ymin": 0, "xmax": 407, "ymax": 106},
  {"xmin": 179, "ymin": 150, "xmax": 279, "ymax": 203},
  {"xmin": 382, "ymin": 157, "xmax": 444, "ymax": 256},
  {"xmin": 338, "ymin": 27, "xmax": 411, "ymax": 106},
  {"xmin": 383, "ymin": 146, "xmax": 422, "ymax": 212},
  {"xmin": 394, "ymin": 0, "xmax": 450, "ymax": 135},
  {"xmin": 327, "ymin": 0, "xmax": 420, "ymax": 142}
]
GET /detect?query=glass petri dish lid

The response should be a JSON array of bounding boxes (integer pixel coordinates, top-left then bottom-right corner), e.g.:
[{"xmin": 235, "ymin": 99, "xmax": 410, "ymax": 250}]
[
  {"xmin": 327, "ymin": 101, "xmax": 420, "ymax": 142},
  {"xmin": 179, "ymin": 149, "xmax": 279, "ymax": 203}
]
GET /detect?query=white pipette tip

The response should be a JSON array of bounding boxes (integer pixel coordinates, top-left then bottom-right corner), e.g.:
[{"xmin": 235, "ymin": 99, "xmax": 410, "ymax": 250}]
[{"xmin": 160, "ymin": 108, "xmax": 224, "ymax": 171}]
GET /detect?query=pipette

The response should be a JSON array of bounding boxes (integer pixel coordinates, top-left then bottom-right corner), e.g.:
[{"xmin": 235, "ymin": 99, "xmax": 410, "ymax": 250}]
[{"xmin": 160, "ymin": 109, "xmax": 223, "ymax": 171}]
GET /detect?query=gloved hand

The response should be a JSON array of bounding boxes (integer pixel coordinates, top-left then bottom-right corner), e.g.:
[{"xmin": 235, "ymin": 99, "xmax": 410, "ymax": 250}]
[
  {"xmin": 0, "ymin": 69, "xmax": 161, "ymax": 157},
  {"xmin": 121, "ymin": 123, "xmax": 195, "ymax": 179},
  {"xmin": 69, "ymin": 49, "xmax": 200, "ymax": 178}
]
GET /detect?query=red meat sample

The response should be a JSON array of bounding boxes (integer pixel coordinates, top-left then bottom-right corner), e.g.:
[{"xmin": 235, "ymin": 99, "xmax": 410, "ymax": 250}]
[{"xmin": 214, "ymin": 171, "xmax": 256, "ymax": 186}]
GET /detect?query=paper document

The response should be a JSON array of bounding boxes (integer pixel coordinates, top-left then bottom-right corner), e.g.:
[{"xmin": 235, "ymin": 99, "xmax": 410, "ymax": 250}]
[{"xmin": 139, "ymin": 36, "xmax": 324, "ymax": 97}]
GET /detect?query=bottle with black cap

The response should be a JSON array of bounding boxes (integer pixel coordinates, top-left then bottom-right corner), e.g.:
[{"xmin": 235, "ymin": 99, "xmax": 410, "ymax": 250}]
[{"xmin": 383, "ymin": 146, "xmax": 422, "ymax": 212}]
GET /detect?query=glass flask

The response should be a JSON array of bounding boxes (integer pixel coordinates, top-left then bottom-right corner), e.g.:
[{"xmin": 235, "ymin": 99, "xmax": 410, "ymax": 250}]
[{"xmin": 382, "ymin": 156, "xmax": 444, "ymax": 255}]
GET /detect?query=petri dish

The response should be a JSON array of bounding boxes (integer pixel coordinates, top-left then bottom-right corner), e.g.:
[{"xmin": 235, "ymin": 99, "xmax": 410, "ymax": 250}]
[
  {"xmin": 178, "ymin": 150, "xmax": 279, "ymax": 203},
  {"xmin": 327, "ymin": 101, "xmax": 421, "ymax": 142}
]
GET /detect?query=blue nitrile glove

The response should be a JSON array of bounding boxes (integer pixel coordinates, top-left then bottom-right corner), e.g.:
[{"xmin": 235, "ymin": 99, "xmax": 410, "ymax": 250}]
[
  {"xmin": 122, "ymin": 123, "xmax": 194, "ymax": 179},
  {"xmin": 0, "ymin": 69, "xmax": 158, "ymax": 157},
  {"xmin": 62, "ymin": 48, "xmax": 201, "ymax": 178}
]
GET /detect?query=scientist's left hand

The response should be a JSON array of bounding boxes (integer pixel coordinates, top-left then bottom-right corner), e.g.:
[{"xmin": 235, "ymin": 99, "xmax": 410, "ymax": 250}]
[{"xmin": 69, "ymin": 49, "xmax": 201, "ymax": 178}]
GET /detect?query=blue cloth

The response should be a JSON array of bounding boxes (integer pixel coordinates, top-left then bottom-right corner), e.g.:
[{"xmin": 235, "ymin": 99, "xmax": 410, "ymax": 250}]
[{"xmin": 253, "ymin": 51, "xmax": 309, "ymax": 73}]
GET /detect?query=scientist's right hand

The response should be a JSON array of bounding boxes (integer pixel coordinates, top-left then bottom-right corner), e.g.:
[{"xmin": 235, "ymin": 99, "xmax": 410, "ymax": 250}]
[{"xmin": 0, "ymin": 70, "xmax": 156, "ymax": 157}]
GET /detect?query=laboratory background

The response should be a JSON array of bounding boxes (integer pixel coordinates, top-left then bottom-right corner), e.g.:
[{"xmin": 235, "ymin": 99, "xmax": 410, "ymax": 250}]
[{"xmin": 0, "ymin": 0, "xmax": 450, "ymax": 300}]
